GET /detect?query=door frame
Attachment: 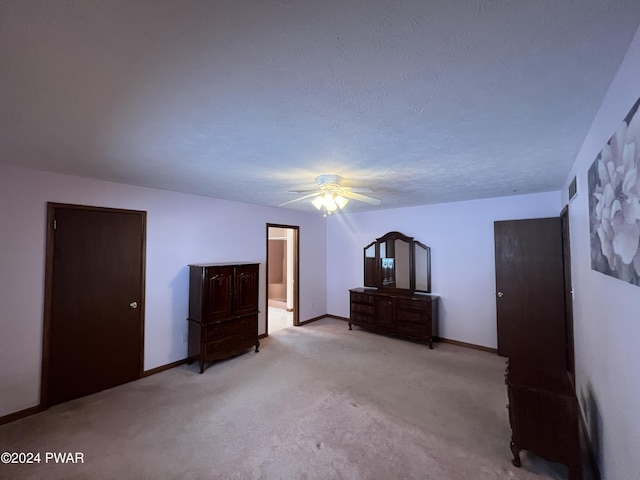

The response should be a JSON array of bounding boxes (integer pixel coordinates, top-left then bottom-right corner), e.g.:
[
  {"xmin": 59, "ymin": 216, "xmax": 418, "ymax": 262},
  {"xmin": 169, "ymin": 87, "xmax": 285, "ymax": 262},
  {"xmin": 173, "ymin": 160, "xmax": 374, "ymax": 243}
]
[
  {"xmin": 40, "ymin": 202, "xmax": 146, "ymax": 409},
  {"xmin": 560, "ymin": 204, "xmax": 575, "ymax": 380},
  {"xmin": 265, "ymin": 223, "xmax": 300, "ymax": 332}
]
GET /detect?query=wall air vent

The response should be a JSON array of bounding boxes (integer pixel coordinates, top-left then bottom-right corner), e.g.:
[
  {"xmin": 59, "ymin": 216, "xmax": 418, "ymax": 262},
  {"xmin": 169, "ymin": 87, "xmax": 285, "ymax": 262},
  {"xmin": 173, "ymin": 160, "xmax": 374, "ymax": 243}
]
[{"xmin": 568, "ymin": 176, "xmax": 577, "ymax": 202}]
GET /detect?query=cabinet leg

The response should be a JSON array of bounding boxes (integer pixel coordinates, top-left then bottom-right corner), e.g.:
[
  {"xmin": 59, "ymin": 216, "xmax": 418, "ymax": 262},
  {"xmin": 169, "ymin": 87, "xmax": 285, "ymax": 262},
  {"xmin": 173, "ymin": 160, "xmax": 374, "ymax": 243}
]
[
  {"xmin": 255, "ymin": 340, "xmax": 260, "ymax": 353},
  {"xmin": 429, "ymin": 338, "xmax": 434, "ymax": 349},
  {"xmin": 510, "ymin": 441, "xmax": 521, "ymax": 467},
  {"xmin": 187, "ymin": 357, "xmax": 194, "ymax": 365},
  {"xmin": 348, "ymin": 323, "xmax": 352, "ymax": 330},
  {"xmin": 199, "ymin": 360, "xmax": 205, "ymax": 374}
]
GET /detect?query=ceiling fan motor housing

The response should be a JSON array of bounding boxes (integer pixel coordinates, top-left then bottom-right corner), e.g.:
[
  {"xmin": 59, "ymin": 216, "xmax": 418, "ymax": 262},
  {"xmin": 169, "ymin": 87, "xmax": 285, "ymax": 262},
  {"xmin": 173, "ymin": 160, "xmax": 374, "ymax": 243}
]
[{"xmin": 316, "ymin": 174, "xmax": 343, "ymax": 190}]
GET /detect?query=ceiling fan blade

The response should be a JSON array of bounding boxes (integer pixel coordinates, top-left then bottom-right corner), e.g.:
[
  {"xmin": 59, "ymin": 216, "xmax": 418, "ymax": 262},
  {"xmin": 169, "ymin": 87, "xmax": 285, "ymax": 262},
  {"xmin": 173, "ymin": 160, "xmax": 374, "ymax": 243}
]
[
  {"xmin": 278, "ymin": 191, "xmax": 322, "ymax": 207},
  {"xmin": 341, "ymin": 190, "xmax": 381, "ymax": 205},
  {"xmin": 287, "ymin": 189, "xmax": 317, "ymax": 194},
  {"xmin": 347, "ymin": 187, "xmax": 374, "ymax": 193}
]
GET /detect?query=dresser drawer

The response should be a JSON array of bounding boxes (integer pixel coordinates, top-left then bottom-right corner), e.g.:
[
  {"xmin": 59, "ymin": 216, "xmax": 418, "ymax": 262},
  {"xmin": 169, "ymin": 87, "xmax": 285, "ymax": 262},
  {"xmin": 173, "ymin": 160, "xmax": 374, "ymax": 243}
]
[
  {"xmin": 397, "ymin": 298, "xmax": 430, "ymax": 313},
  {"xmin": 397, "ymin": 298, "xmax": 431, "ymax": 325},
  {"xmin": 351, "ymin": 292, "xmax": 374, "ymax": 305},
  {"xmin": 351, "ymin": 312, "xmax": 375, "ymax": 325},
  {"xmin": 397, "ymin": 310, "xmax": 429, "ymax": 324},
  {"xmin": 352, "ymin": 302, "xmax": 375, "ymax": 315},
  {"xmin": 397, "ymin": 321, "xmax": 429, "ymax": 336}
]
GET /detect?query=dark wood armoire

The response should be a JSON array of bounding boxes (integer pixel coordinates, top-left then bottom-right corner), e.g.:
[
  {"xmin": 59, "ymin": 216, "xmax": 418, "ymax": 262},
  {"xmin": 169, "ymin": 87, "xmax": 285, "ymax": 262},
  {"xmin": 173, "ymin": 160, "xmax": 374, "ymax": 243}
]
[{"xmin": 187, "ymin": 263, "xmax": 260, "ymax": 373}]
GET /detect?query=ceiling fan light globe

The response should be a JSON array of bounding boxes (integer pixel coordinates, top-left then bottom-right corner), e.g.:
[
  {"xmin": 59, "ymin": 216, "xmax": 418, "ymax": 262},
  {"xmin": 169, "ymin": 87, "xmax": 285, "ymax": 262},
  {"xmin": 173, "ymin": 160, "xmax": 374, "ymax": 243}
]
[
  {"xmin": 324, "ymin": 194, "xmax": 338, "ymax": 212},
  {"xmin": 335, "ymin": 195, "xmax": 348, "ymax": 209},
  {"xmin": 312, "ymin": 196, "xmax": 324, "ymax": 210}
]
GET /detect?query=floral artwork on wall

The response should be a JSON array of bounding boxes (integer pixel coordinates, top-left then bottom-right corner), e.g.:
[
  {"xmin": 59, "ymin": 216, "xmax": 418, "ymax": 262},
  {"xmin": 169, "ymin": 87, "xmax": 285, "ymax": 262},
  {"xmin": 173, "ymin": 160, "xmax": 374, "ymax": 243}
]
[{"xmin": 588, "ymin": 96, "xmax": 640, "ymax": 286}]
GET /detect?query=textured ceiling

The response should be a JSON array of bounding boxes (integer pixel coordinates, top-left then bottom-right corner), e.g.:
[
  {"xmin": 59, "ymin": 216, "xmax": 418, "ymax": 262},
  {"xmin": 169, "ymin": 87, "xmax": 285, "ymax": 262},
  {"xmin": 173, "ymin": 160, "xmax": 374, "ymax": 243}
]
[{"xmin": 1, "ymin": 1, "xmax": 639, "ymax": 213}]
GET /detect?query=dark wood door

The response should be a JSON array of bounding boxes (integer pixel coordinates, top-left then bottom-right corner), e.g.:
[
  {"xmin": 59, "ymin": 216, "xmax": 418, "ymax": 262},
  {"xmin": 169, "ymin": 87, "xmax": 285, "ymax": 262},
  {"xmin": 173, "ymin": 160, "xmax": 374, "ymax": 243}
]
[
  {"xmin": 494, "ymin": 218, "xmax": 567, "ymax": 370},
  {"xmin": 45, "ymin": 204, "xmax": 145, "ymax": 406},
  {"xmin": 234, "ymin": 264, "xmax": 258, "ymax": 316},
  {"xmin": 205, "ymin": 266, "xmax": 234, "ymax": 321}
]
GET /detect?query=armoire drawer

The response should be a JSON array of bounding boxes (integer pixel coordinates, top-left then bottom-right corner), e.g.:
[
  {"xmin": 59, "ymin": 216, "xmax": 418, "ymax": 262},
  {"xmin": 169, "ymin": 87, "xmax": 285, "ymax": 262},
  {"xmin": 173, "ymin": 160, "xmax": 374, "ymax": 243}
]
[
  {"xmin": 205, "ymin": 317, "xmax": 255, "ymax": 340},
  {"xmin": 205, "ymin": 334, "xmax": 255, "ymax": 360}
]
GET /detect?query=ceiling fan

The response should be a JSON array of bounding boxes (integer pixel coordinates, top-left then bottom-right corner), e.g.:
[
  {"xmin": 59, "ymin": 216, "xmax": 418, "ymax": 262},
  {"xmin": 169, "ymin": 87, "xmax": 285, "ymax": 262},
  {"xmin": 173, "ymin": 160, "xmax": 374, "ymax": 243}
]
[{"xmin": 279, "ymin": 174, "xmax": 381, "ymax": 216}]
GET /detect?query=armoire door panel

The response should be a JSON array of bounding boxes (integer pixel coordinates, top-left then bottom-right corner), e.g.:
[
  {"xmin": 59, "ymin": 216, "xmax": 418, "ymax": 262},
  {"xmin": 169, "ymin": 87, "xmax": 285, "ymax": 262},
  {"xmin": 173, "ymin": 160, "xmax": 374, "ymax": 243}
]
[
  {"xmin": 234, "ymin": 264, "xmax": 259, "ymax": 315},
  {"xmin": 205, "ymin": 267, "xmax": 234, "ymax": 320}
]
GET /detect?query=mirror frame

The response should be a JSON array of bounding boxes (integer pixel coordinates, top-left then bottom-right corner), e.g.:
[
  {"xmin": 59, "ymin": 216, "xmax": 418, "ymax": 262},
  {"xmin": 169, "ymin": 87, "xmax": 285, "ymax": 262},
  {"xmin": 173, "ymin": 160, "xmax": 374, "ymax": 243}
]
[{"xmin": 363, "ymin": 231, "xmax": 431, "ymax": 293}]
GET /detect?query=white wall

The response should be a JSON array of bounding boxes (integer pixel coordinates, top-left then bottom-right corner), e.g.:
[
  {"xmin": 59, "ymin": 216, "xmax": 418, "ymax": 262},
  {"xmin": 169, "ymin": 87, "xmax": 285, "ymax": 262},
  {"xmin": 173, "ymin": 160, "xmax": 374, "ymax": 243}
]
[
  {"xmin": 0, "ymin": 165, "xmax": 327, "ymax": 418},
  {"xmin": 561, "ymin": 26, "xmax": 640, "ymax": 480},
  {"xmin": 326, "ymin": 191, "xmax": 562, "ymax": 348}
]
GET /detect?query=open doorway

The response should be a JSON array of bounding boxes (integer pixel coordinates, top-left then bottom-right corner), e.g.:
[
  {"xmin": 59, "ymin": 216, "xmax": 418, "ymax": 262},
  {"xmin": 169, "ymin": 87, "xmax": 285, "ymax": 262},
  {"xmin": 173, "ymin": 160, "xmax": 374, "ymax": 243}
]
[{"xmin": 266, "ymin": 224, "xmax": 299, "ymax": 333}]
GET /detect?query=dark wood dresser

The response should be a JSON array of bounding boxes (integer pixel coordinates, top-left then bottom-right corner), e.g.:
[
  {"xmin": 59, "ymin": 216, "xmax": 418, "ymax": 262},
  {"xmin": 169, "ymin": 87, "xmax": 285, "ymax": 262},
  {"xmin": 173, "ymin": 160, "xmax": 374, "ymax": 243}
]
[
  {"xmin": 187, "ymin": 263, "xmax": 260, "ymax": 373},
  {"xmin": 349, "ymin": 288, "xmax": 439, "ymax": 348},
  {"xmin": 506, "ymin": 363, "xmax": 582, "ymax": 479}
]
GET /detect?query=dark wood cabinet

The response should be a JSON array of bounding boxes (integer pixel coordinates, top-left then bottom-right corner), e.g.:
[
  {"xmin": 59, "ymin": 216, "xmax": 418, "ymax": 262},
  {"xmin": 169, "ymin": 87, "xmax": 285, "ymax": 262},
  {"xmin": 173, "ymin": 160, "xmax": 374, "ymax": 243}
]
[
  {"xmin": 349, "ymin": 288, "xmax": 438, "ymax": 348},
  {"xmin": 187, "ymin": 263, "xmax": 260, "ymax": 373},
  {"xmin": 506, "ymin": 363, "xmax": 582, "ymax": 479}
]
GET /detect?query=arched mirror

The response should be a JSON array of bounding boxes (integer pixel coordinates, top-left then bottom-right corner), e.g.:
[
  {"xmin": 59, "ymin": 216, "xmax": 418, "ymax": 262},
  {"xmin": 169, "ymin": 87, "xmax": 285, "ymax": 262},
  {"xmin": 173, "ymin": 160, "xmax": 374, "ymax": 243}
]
[
  {"xmin": 414, "ymin": 241, "xmax": 431, "ymax": 292},
  {"xmin": 363, "ymin": 231, "xmax": 431, "ymax": 293},
  {"xmin": 364, "ymin": 242, "xmax": 376, "ymax": 286}
]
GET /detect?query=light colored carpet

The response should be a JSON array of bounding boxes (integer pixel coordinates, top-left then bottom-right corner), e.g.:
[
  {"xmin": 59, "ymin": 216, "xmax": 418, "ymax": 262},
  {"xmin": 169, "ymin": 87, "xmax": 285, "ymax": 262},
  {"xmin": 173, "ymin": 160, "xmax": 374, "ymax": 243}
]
[
  {"xmin": 268, "ymin": 306, "xmax": 293, "ymax": 333},
  {"xmin": 0, "ymin": 318, "xmax": 572, "ymax": 479}
]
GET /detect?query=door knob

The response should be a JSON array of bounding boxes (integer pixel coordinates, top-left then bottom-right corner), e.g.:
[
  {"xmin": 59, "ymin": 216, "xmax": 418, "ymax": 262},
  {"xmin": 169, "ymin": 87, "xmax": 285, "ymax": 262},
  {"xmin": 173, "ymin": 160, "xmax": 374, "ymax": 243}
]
[
  {"xmin": 497, "ymin": 292, "xmax": 504, "ymax": 298},
  {"xmin": 129, "ymin": 301, "xmax": 139, "ymax": 309}
]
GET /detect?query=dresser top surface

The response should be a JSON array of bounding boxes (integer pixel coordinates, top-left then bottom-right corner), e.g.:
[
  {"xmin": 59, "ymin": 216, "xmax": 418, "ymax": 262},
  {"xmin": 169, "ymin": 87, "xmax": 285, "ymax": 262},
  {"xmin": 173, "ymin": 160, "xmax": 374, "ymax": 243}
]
[
  {"xmin": 350, "ymin": 287, "xmax": 439, "ymax": 300},
  {"xmin": 189, "ymin": 262, "xmax": 260, "ymax": 268},
  {"xmin": 507, "ymin": 364, "xmax": 575, "ymax": 395}
]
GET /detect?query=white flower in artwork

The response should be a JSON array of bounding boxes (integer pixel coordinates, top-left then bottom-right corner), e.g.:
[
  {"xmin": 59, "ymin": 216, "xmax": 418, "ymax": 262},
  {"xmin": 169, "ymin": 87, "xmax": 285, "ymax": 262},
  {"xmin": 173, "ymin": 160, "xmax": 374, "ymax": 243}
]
[{"xmin": 592, "ymin": 108, "xmax": 640, "ymax": 280}]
